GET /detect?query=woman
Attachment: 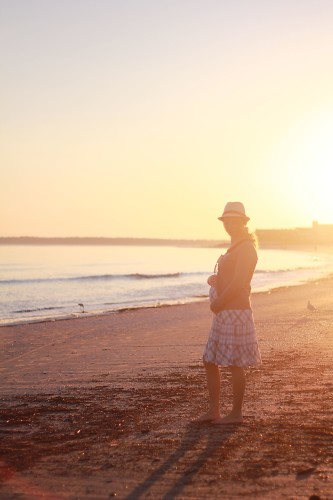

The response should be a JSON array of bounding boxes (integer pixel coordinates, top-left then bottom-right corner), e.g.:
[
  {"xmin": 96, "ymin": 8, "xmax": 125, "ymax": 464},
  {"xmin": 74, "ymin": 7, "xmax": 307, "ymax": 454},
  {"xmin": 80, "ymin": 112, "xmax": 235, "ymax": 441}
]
[{"xmin": 196, "ymin": 201, "xmax": 261, "ymax": 425}]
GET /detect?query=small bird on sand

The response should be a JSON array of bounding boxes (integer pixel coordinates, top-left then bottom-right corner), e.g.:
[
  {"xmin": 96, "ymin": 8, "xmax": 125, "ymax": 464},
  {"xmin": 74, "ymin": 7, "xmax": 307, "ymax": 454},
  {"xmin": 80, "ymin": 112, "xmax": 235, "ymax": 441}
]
[
  {"xmin": 307, "ymin": 300, "xmax": 316, "ymax": 311},
  {"xmin": 78, "ymin": 303, "xmax": 85, "ymax": 313}
]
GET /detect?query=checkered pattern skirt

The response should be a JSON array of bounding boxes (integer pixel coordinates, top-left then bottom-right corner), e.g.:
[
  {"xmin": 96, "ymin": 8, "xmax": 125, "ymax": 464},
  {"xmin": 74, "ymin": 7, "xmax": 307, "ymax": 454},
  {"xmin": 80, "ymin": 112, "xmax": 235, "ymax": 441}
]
[{"xmin": 203, "ymin": 287, "xmax": 261, "ymax": 368}]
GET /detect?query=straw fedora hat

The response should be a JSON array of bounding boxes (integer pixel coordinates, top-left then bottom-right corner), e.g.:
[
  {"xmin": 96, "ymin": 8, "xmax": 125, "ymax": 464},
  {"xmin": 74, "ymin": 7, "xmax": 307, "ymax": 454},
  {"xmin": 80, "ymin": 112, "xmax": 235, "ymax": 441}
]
[{"xmin": 218, "ymin": 202, "xmax": 250, "ymax": 222}]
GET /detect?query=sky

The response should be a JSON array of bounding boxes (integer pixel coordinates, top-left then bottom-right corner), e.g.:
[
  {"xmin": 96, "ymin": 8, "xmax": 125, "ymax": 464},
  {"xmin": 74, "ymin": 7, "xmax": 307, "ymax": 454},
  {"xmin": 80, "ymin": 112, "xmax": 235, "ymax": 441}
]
[{"xmin": 1, "ymin": 0, "xmax": 333, "ymax": 239}]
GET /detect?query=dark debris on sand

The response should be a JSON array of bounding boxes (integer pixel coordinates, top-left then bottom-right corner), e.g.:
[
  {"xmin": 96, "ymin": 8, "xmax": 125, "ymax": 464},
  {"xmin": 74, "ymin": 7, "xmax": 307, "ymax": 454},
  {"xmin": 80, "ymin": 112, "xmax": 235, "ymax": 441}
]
[{"xmin": 1, "ymin": 363, "xmax": 333, "ymax": 498}]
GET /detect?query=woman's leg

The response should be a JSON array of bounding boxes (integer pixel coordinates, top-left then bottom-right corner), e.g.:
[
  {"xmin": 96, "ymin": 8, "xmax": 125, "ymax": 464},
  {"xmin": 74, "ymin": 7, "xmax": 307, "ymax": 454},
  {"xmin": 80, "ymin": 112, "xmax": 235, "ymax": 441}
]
[
  {"xmin": 214, "ymin": 365, "xmax": 245, "ymax": 424},
  {"xmin": 194, "ymin": 362, "xmax": 221, "ymax": 421},
  {"xmin": 230, "ymin": 365, "xmax": 245, "ymax": 416}
]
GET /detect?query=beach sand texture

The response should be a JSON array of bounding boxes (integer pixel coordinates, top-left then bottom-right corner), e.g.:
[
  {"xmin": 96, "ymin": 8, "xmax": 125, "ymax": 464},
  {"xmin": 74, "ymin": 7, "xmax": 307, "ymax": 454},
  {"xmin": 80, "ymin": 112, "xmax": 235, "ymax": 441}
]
[{"xmin": 1, "ymin": 276, "xmax": 333, "ymax": 499}]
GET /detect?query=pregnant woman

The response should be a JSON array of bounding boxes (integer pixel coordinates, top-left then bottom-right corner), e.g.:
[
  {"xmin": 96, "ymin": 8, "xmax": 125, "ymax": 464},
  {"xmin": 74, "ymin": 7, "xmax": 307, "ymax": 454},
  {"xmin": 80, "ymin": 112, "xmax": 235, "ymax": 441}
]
[{"xmin": 196, "ymin": 202, "xmax": 261, "ymax": 425}]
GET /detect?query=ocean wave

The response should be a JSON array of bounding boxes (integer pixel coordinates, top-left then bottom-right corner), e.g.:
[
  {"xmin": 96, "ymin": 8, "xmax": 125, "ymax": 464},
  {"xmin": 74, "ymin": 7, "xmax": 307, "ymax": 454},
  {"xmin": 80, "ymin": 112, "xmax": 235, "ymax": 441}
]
[
  {"xmin": 255, "ymin": 267, "xmax": 312, "ymax": 274},
  {"xmin": 13, "ymin": 306, "xmax": 61, "ymax": 314},
  {"xmin": 0, "ymin": 271, "xmax": 208, "ymax": 285},
  {"xmin": 1, "ymin": 265, "xmax": 327, "ymax": 286}
]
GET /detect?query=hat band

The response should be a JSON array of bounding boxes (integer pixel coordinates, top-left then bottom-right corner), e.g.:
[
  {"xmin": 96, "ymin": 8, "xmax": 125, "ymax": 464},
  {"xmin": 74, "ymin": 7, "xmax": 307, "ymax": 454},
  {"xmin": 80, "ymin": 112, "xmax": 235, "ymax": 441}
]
[{"xmin": 222, "ymin": 210, "xmax": 247, "ymax": 217}]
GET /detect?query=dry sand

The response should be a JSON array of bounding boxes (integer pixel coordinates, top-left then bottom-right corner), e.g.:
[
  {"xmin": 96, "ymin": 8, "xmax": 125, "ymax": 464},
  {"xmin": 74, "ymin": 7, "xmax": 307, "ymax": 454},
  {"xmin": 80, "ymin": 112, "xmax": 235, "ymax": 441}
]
[{"xmin": 1, "ymin": 275, "xmax": 333, "ymax": 499}]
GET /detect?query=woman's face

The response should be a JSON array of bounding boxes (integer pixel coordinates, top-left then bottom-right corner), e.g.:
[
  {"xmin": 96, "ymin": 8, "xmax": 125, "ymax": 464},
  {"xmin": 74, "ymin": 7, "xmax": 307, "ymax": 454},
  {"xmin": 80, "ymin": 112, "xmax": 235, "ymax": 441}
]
[{"xmin": 222, "ymin": 218, "xmax": 246, "ymax": 238}]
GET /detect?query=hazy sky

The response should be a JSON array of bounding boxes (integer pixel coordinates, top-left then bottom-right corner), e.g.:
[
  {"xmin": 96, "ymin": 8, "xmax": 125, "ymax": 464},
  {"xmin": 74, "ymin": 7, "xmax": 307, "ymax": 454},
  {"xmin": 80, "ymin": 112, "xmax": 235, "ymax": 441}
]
[{"xmin": 1, "ymin": 0, "xmax": 333, "ymax": 239}]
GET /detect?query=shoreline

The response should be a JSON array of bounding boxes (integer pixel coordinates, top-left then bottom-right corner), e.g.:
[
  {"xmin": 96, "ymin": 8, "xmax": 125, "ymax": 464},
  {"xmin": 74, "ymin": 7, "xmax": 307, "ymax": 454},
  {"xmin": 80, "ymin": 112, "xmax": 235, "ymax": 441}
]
[
  {"xmin": 2, "ymin": 268, "xmax": 332, "ymax": 329},
  {"xmin": 2, "ymin": 243, "xmax": 333, "ymax": 328}
]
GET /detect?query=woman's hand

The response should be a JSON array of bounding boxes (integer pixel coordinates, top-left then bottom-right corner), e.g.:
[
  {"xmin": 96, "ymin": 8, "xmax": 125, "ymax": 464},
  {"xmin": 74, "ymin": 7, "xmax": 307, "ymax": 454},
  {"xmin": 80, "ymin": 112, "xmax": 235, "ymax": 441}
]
[
  {"xmin": 210, "ymin": 299, "xmax": 221, "ymax": 314},
  {"xmin": 207, "ymin": 274, "xmax": 217, "ymax": 287}
]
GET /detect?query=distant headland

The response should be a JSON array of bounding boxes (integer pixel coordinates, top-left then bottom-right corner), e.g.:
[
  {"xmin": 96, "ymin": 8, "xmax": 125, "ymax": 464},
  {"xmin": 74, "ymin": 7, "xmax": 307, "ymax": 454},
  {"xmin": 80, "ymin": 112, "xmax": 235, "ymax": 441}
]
[
  {"xmin": 0, "ymin": 236, "xmax": 225, "ymax": 248},
  {"xmin": 1, "ymin": 221, "xmax": 333, "ymax": 248},
  {"xmin": 256, "ymin": 221, "xmax": 333, "ymax": 246}
]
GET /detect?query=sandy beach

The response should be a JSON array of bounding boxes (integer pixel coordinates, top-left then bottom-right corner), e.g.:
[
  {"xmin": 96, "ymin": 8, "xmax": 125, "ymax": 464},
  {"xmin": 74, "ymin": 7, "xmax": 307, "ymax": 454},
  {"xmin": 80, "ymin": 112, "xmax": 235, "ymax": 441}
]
[{"xmin": 1, "ymin": 275, "xmax": 333, "ymax": 499}]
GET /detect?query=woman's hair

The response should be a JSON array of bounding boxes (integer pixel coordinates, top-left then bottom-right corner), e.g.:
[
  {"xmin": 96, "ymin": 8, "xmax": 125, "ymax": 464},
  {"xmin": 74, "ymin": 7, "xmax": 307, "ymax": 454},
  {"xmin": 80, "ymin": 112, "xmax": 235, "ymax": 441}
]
[
  {"xmin": 244, "ymin": 226, "xmax": 258, "ymax": 247},
  {"xmin": 224, "ymin": 217, "xmax": 258, "ymax": 247}
]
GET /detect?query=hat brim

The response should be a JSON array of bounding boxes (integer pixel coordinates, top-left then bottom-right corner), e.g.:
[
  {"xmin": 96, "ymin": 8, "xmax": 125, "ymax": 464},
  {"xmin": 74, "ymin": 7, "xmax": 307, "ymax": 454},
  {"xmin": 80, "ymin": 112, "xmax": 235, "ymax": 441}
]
[{"xmin": 218, "ymin": 215, "xmax": 250, "ymax": 222}]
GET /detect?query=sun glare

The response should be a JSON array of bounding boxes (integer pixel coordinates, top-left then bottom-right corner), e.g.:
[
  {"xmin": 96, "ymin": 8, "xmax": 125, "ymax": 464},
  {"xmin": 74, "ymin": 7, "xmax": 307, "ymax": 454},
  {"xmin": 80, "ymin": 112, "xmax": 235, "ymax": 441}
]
[{"xmin": 268, "ymin": 108, "xmax": 333, "ymax": 224}]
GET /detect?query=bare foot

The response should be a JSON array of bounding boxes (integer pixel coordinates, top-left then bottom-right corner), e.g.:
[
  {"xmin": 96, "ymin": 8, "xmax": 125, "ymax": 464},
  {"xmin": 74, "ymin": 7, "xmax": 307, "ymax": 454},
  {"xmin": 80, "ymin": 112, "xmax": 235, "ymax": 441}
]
[
  {"xmin": 212, "ymin": 413, "xmax": 243, "ymax": 425},
  {"xmin": 192, "ymin": 410, "xmax": 221, "ymax": 423}
]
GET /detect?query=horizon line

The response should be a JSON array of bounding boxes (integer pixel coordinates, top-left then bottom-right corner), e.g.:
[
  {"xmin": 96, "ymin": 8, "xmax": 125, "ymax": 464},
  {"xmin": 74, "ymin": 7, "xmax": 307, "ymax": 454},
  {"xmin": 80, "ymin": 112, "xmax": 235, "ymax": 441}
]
[{"xmin": 0, "ymin": 236, "xmax": 227, "ymax": 248}]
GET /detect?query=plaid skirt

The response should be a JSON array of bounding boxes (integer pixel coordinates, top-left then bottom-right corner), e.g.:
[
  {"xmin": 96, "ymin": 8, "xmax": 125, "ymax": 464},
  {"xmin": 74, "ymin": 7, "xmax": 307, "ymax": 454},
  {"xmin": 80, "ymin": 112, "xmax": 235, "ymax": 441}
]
[{"xmin": 203, "ymin": 287, "xmax": 261, "ymax": 368}]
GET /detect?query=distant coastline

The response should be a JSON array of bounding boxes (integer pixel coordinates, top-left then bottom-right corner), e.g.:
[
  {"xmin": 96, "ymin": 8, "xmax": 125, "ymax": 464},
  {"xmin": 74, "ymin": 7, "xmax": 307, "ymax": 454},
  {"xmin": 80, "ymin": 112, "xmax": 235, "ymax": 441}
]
[
  {"xmin": 2, "ymin": 221, "xmax": 333, "ymax": 250},
  {"xmin": 0, "ymin": 236, "xmax": 226, "ymax": 248}
]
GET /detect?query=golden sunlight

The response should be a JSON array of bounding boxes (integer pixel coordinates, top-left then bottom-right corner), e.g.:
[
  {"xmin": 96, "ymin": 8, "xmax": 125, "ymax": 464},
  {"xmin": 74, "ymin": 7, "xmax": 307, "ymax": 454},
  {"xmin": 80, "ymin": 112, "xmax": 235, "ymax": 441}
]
[{"xmin": 267, "ymin": 107, "xmax": 333, "ymax": 224}]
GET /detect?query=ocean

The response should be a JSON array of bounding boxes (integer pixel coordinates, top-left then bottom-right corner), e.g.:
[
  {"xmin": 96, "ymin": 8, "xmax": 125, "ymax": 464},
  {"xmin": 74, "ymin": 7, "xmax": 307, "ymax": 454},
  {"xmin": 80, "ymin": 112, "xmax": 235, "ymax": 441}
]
[{"xmin": 1, "ymin": 244, "xmax": 333, "ymax": 326}]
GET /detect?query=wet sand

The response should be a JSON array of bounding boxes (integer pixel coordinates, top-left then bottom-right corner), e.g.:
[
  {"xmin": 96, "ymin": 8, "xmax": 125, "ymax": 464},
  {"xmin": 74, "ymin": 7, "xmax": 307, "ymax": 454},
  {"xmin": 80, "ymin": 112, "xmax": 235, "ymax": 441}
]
[{"xmin": 1, "ymin": 275, "xmax": 333, "ymax": 499}]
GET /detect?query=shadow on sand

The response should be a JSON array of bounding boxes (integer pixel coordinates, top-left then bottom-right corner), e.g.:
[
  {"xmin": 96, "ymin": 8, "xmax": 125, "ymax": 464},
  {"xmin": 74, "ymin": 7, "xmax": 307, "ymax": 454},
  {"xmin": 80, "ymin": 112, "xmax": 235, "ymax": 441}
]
[{"xmin": 125, "ymin": 421, "xmax": 239, "ymax": 499}]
